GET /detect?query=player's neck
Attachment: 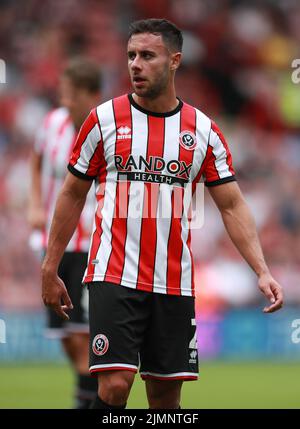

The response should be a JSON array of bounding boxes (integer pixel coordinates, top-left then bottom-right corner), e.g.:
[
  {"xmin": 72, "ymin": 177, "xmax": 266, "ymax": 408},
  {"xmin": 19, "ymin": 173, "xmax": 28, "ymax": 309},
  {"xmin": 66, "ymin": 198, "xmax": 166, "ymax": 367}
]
[{"xmin": 132, "ymin": 88, "xmax": 178, "ymax": 114}]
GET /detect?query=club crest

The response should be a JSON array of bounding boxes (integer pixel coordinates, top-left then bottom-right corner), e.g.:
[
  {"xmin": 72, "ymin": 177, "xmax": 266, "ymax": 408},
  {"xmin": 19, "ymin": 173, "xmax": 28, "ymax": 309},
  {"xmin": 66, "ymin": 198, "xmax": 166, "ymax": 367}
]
[
  {"xmin": 92, "ymin": 334, "xmax": 109, "ymax": 356},
  {"xmin": 179, "ymin": 131, "xmax": 197, "ymax": 150}
]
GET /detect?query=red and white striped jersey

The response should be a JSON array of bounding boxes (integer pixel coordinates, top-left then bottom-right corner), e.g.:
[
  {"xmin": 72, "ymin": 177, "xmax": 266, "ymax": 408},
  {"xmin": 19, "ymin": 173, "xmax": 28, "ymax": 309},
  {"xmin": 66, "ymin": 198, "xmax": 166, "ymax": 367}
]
[
  {"xmin": 68, "ymin": 94, "xmax": 236, "ymax": 296},
  {"xmin": 34, "ymin": 107, "xmax": 95, "ymax": 253}
]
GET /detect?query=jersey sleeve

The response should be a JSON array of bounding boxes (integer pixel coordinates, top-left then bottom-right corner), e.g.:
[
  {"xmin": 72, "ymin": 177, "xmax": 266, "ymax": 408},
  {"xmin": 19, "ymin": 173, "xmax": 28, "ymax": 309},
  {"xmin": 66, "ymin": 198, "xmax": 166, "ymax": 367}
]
[
  {"xmin": 68, "ymin": 108, "xmax": 104, "ymax": 181},
  {"xmin": 203, "ymin": 121, "xmax": 236, "ymax": 187}
]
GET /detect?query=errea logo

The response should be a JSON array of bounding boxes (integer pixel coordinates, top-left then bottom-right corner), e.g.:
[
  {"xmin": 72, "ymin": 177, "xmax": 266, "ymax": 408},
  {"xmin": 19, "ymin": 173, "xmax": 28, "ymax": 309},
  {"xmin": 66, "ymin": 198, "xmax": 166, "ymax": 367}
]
[
  {"xmin": 189, "ymin": 350, "xmax": 197, "ymax": 364},
  {"xmin": 117, "ymin": 126, "xmax": 131, "ymax": 140}
]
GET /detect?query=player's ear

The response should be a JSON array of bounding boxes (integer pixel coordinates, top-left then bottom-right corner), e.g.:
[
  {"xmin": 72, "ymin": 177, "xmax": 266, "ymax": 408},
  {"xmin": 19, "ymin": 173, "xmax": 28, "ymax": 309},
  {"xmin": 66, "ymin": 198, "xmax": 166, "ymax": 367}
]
[{"xmin": 170, "ymin": 52, "xmax": 182, "ymax": 71}]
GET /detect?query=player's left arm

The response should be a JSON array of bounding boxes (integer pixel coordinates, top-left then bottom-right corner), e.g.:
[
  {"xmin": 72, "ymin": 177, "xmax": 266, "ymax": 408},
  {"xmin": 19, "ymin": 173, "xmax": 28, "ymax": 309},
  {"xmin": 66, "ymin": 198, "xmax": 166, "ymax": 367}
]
[{"xmin": 208, "ymin": 181, "xmax": 283, "ymax": 313}]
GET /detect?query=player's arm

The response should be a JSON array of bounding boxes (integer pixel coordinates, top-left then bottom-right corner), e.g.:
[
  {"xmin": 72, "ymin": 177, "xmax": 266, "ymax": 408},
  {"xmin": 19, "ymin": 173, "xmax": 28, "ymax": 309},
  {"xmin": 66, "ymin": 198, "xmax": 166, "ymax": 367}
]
[
  {"xmin": 27, "ymin": 150, "xmax": 46, "ymax": 230},
  {"xmin": 208, "ymin": 181, "xmax": 283, "ymax": 313},
  {"xmin": 41, "ymin": 172, "xmax": 92, "ymax": 320},
  {"xmin": 41, "ymin": 108, "xmax": 102, "ymax": 319}
]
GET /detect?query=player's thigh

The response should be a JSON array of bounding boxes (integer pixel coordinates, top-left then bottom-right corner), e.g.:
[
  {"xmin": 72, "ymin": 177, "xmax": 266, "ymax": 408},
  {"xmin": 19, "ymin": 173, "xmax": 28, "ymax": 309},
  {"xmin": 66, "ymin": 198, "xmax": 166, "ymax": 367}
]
[
  {"xmin": 140, "ymin": 294, "xmax": 198, "ymax": 381},
  {"xmin": 88, "ymin": 281, "xmax": 151, "ymax": 375}
]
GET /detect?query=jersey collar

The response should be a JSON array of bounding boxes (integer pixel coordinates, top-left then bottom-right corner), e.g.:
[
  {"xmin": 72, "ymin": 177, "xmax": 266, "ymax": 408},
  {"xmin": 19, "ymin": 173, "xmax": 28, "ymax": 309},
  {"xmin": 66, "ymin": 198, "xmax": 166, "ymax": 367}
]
[{"xmin": 128, "ymin": 93, "xmax": 183, "ymax": 118}]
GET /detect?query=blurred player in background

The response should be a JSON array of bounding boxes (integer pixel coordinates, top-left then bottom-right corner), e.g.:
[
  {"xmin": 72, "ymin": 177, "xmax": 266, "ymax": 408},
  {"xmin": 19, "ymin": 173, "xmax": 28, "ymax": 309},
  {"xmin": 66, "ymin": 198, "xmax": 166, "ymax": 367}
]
[
  {"xmin": 41, "ymin": 19, "xmax": 283, "ymax": 409},
  {"xmin": 28, "ymin": 58, "xmax": 101, "ymax": 409}
]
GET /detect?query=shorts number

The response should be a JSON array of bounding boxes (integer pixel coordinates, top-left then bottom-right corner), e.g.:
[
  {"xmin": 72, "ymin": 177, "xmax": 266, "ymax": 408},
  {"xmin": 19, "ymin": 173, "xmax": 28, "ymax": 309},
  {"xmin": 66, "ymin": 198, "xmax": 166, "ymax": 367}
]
[{"xmin": 189, "ymin": 318, "xmax": 197, "ymax": 349}]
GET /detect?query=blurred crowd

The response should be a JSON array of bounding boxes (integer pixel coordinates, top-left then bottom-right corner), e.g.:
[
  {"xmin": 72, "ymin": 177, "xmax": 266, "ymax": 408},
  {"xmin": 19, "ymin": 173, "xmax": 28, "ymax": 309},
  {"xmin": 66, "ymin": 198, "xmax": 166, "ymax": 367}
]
[{"xmin": 0, "ymin": 0, "xmax": 300, "ymax": 312}]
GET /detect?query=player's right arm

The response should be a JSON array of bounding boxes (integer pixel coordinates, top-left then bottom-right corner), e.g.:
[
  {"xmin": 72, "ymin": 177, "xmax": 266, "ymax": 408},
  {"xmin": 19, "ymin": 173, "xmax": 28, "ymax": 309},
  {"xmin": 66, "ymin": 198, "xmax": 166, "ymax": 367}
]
[
  {"xmin": 202, "ymin": 120, "xmax": 283, "ymax": 314},
  {"xmin": 41, "ymin": 107, "xmax": 103, "ymax": 320},
  {"xmin": 41, "ymin": 173, "xmax": 92, "ymax": 320}
]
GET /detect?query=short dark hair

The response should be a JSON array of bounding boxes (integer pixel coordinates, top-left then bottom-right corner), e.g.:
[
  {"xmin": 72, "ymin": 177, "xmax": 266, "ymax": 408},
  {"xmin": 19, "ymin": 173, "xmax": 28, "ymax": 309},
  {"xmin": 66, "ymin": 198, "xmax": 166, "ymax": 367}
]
[
  {"xmin": 128, "ymin": 18, "xmax": 183, "ymax": 52},
  {"xmin": 63, "ymin": 57, "xmax": 101, "ymax": 93}
]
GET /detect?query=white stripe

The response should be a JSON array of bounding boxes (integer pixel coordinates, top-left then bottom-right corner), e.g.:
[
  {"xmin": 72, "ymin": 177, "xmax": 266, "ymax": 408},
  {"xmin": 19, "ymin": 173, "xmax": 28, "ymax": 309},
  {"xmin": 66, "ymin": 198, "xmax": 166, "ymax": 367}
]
[
  {"xmin": 153, "ymin": 113, "xmax": 180, "ymax": 294},
  {"xmin": 180, "ymin": 209, "xmax": 192, "ymax": 296},
  {"xmin": 83, "ymin": 184, "xmax": 98, "ymax": 279},
  {"xmin": 190, "ymin": 108, "xmax": 211, "ymax": 183},
  {"xmin": 74, "ymin": 124, "xmax": 101, "ymax": 174},
  {"xmin": 152, "ymin": 184, "xmax": 172, "ymax": 294},
  {"xmin": 210, "ymin": 128, "xmax": 232, "ymax": 179},
  {"xmin": 93, "ymin": 100, "xmax": 117, "ymax": 279},
  {"xmin": 90, "ymin": 363, "xmax": 138, "ymax": 371},
  {"xmin": 179, "ymin": 108, "xmax": 211, "ymax": 295},
  {"xmin": 140, "ymin": 371, "xmax": 198, "ymax": 378},
  {"xmin": 121, "ymin": 106, "xmax": 148, "ymax": 288}
]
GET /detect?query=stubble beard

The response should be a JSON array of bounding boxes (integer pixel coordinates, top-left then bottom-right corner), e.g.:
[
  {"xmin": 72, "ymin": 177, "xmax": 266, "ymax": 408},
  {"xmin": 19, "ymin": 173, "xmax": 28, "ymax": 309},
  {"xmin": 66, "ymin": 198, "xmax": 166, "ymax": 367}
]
[{"xmin": 135, "ymin": 70, "xmax": 169, "ymax": 99}]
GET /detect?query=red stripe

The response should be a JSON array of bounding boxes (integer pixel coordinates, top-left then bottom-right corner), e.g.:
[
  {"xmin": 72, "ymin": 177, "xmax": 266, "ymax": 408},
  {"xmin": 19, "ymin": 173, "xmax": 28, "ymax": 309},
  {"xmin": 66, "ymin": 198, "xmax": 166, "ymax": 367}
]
[
  {"xmin": 178, "ymin": 103, "xmax": 196, "ymax": 180},
  {"xmin": 84, "ymin": 169, "xmax": 107, "ymax": 280},
  {"xmin": 166, "ymin": 103, "xmax": 196, "ymax": 295},
  {"xmin": 192, "ymin": 119, "xmax": 235, "ymax": 192},
  {"xmin": 191, "ymin": 144, "xmax": 213, "ymax": 194},
  {"xmin": 86, "ymin": 124, "xmax": 105, "ymax": 177},
  {"xmin": 211, "ymin": 121, "xmax": 235, "ymax": 175},
  {"xmin": 202, "ymin": 144, "xmax": 220, "ymax": 182},
  {"xmin": 166, "ymin": 188, "xmax": 184, "ymax": 295},
  {"xmin": 69, "ymin": 108, "xmax": 98, "ymax": 168},
  {"xmin": 136, "ymin": 116, "xmax": 165, "ymax": 292},
  {"xmin": 104, "ymin": 95, "xmax": 132, "ymax": 282}
]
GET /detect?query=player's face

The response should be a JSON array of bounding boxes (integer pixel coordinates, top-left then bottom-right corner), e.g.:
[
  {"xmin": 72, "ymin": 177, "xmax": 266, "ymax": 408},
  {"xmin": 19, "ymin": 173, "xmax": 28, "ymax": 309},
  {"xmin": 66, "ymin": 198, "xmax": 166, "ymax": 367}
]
[
  {"xmin": 127, "ymin": 33, "xmax": 180, "ymax": 98},
  {"xmin": 59, "ymin": 77, "xmax": 99, "ymax": 129}
]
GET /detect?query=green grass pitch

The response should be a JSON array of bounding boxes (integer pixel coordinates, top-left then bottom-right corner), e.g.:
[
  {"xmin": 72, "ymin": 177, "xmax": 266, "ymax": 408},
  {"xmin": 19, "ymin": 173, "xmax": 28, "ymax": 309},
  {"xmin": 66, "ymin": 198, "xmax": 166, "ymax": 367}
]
[{"xmin": 0, "ymin": 361, "xmax": 299, "ymax": 409}]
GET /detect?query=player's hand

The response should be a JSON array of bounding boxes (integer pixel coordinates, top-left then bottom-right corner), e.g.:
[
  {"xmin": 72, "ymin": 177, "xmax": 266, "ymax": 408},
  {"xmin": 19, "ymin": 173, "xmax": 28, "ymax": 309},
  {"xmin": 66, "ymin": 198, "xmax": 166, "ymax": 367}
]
[
  {"xmin": 41, "ymin": 269, "xmax": 73, "ymax": 320},
  {"xmin": 28, "ymin": 205, "xmax": 46, "ymax": 230},
  {"xmin": 258, "ymin": 272, "xmax": 283, "ymax": 313}
]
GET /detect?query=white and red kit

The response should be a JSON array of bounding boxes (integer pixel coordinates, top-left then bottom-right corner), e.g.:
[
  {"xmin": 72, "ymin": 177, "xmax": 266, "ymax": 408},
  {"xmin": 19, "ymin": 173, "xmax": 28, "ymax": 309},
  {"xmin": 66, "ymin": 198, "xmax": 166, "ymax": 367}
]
[
  {"xmin": 68, "ymin": 94, "xmax": 236, "ymax": 296},
  {"xmin": 34, "ymin": 107, "xmax": 95, "ymax": 253}
]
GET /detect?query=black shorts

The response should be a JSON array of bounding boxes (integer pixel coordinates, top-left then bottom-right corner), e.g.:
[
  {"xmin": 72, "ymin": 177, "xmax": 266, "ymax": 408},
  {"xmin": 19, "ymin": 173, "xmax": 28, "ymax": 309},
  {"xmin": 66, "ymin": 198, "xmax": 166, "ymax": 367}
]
[
  {"xmin": 45, "ymin": 252, "xmax": 89, "ymax": 339},
  {"xmin": 88, "ymin": 281, "xmax": 198, "ymax": 381}
]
